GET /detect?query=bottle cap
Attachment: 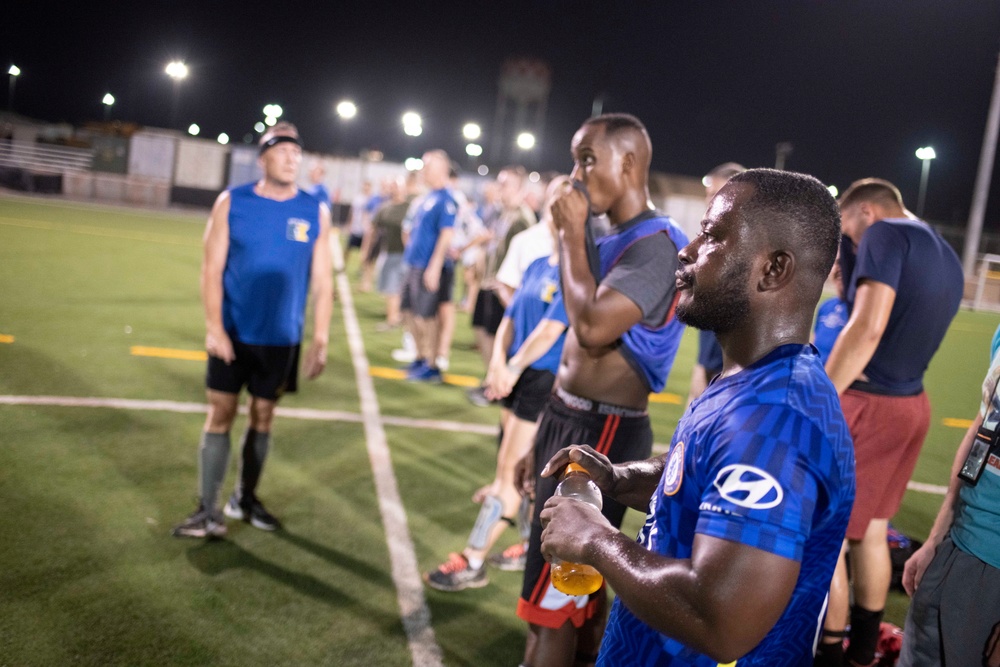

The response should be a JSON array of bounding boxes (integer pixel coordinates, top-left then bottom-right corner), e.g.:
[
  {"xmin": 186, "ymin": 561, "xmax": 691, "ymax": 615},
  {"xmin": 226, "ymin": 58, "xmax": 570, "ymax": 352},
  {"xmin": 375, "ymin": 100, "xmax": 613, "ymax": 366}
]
[{"xmin": 565, "ymin": 462, "xmax": 589, "ymax": 476}]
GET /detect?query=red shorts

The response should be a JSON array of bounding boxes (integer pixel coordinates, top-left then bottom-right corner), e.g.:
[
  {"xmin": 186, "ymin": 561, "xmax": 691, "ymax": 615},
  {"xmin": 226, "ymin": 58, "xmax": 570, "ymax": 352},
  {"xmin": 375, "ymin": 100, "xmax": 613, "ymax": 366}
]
[{"xmin": 842, "ymin": 388, "xmax": 930, "ymax": 541}]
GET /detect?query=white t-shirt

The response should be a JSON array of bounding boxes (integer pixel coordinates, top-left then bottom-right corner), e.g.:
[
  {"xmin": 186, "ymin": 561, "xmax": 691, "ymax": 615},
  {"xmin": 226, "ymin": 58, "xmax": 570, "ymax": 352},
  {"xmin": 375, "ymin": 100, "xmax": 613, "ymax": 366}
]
[{"xmin": 495, "ymin": 222, "xmax": 554, "ymax": 290}]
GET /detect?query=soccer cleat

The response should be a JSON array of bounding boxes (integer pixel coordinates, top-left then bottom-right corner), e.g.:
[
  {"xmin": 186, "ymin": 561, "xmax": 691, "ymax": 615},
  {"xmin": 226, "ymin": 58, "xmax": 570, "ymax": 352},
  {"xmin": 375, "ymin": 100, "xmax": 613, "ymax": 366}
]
[
  {"xmin": 424, "ymin": 553, "xmax": 488, "ymax": 592},
  {"xmin": 224, "ymin": 492, "xmax": 282, "ymax": 531},
  {"xmin": 171, "ymin": 505, "xmax": 227, "ymax": 539},
  {"xmin": 488, "ymin": 542, "xmax": 527, "ymax": 571},
  {"xmin": 407, "ymin": 363, "xmax": 442, "ymax": 383}
]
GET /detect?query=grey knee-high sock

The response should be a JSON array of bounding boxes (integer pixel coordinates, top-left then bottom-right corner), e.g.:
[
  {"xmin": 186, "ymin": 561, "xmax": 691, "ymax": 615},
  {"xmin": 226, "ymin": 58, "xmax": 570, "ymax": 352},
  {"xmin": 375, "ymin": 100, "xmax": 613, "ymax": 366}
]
[
  {"xmin": 236, "ymin": 429, "xmax": 270, "ymax": 500},
  {"xmin": 199, "ymin": 431, "xmax": 231, "ymax": 511}
]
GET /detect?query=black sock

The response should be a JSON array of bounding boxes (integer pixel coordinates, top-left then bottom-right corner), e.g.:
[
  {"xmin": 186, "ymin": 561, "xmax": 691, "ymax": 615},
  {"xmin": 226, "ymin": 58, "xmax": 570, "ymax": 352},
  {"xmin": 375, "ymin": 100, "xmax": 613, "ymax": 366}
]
[
  {"xmin": 236, "ymin": 429, "xmax": 270, "ymax": 500},
  {"xmin": 845, "ymin": 605, "xmax": 883, "ymax": 666},
  {"xmin": 814, "ymin": 630, "xmax": 846, "ymax": 667}
]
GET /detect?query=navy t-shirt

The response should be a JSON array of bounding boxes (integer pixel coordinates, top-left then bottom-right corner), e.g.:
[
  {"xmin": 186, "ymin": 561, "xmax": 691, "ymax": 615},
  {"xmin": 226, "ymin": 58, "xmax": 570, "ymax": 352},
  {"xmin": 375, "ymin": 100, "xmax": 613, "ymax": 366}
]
[{"xmin": 845, "ymin": 218, "xmax": 963, "ymax": 395}]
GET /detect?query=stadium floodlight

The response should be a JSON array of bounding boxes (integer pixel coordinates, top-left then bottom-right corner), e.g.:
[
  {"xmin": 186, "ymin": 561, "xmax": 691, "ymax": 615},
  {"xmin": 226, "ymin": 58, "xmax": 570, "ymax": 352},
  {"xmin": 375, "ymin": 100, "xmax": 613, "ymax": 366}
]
[
  {"xmin": 404, "ymin": 157, "xmax": 424, "ymax": 171},
  {"xmin": 165, "ymin": 61, "xmax": 188, "ymax": 81},
  {"xmin": 402, "ymin": 111, "xmax": 422, "ymax": 137},
  {"xmin": 254, "ymin": 121, "xmax": 265, "ymax": 133},
  {"xmin": 217, "ymin": 133, "xmax": 230, "ymax": 145},
  {"xmin": 7, "ymin": 64, "xmax": 20, "ymax": 111},
  {"xmin": 264, "ymin": 115, "xmax": 277, "ymax": 127},
  {"xmin": 462, "ymin": 122, "xmax": 481, "ymax": 140},
  {"xmin": 336, "ymin": 100, "xmax": 357, "ymax": 120},
  {"xmin": 465, "ymin": 143, "xmax": 483, "ymax": 157},
  {"xmin": 516, "ymin": 131, "xmax": 536, "ymax": 150},
  {"xmin": 477, "ymin": 165, "xmax": 490, "ymax": 176},
  {"xmin": 915, "ymin": 146, "xmax": 937, "ymax": 218},
  {"xmin": 188, "ymin": 124, "xmax": 200, "ymax": 136},
  {"xmin": 263, "ymin": 104, "xmax": 283, "ymax": 119},
  {"xmin": 827, "ymin": 185, "xmax": 839, "ymax": 198}
]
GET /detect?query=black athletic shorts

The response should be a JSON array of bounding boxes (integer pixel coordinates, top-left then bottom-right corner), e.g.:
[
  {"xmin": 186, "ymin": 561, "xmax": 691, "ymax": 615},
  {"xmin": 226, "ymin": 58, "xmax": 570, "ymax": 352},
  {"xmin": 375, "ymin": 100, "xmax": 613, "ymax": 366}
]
[
  {"xmin": 472, "ymin": 288, "xmax": 504, "ymax": 335},
  {"xmin": 500, "ymin": 367, "xmax": 555, "ymax": 422},
  {"xmin": 347, "ymin": 233, "xmax": 364, "ymax": 249},
  {"xmin": 206, "ymin": 338, "xmax": 300, "ymax": 401},
  {"xmin": 517, "ymin": 391, "xmax": 652, "ymax": 629}
]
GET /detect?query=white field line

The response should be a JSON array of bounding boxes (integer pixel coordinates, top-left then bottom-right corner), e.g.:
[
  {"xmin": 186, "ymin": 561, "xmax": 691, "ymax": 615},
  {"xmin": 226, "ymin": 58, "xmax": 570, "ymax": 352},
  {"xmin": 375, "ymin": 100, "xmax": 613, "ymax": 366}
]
[
  {"xmin": 329, "ymin": 232, "xmax": 443, "ymax": 666},
  {"xmin": 0, "ymin": 395, "xmax": 498, "ymax": 436},
  {"xmin": 0, "ymin": 395, "xmax": 950, "ymax": 498}
]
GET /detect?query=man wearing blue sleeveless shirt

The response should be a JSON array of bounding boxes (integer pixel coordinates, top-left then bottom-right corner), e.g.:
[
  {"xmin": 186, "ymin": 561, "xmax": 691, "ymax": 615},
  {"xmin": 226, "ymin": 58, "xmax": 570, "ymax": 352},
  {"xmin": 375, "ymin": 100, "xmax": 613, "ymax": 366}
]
[
  {"xmin": 538, "ymin": 169, "xmax": 855, "ymax": 667},
  {"xmin": 173, "ymin": 122, "xmax": 333, "ymax": 538},
  {"xmin": 514, "ymin": 113, "xmax": 688, "ymax": 667}
]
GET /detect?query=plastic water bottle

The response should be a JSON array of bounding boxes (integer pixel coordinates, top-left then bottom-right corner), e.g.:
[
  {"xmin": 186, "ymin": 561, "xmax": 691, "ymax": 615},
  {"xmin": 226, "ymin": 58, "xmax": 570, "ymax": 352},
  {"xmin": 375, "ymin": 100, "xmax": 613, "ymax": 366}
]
[{"xmin": 550, "ymin": 462, "xmax": 604, "ymax": 595}]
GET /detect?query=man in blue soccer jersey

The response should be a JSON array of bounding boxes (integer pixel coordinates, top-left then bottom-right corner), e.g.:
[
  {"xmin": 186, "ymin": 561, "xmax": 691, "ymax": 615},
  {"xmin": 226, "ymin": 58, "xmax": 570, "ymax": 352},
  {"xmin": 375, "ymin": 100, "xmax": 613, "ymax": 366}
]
[
  {"xmin": 515, "ymin": 113, "xmax": 689, "ymax": 667},
  {"xmin": 172, "ymin": 121, "xmax": 334, "ymax": 538},
  {"xmin": 538, "ymin": 168, "xmax": 856, "ymax": 666},
  {"xmin": 400, "ymin": 149, "xmax": 457, "ymax": 383}
]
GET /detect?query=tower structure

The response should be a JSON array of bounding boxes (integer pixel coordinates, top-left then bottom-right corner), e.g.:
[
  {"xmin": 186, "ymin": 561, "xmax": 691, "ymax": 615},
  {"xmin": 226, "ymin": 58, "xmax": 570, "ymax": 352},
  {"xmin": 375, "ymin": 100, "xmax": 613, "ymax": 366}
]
[{"xmin": 491, "ymin": 57, "xmax": 551, "ymax": 167}]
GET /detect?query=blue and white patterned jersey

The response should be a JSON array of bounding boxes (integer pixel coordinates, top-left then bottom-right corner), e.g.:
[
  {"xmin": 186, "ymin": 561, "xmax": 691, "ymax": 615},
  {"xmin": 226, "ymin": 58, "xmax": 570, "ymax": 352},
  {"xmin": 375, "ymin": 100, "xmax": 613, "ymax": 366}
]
[{"xmin": 599, "ymin": 344, "xmax": 855, "ymax": 666}]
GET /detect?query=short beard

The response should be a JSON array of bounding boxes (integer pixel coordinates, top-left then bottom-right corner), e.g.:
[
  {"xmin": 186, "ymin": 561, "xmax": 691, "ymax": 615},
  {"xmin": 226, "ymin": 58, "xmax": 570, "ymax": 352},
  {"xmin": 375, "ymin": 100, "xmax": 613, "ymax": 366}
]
[{"xmin": 675, "ymin": 258, "xmax": 752, "ymax": 334}]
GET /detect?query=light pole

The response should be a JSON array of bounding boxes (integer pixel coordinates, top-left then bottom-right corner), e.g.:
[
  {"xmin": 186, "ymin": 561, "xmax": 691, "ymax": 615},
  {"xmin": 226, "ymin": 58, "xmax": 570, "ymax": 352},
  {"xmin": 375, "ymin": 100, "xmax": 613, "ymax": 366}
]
[
  {"xmin": 102, "ymin": 93, "xmax": 115, "ymax": 121},
  {"xmin": 775, "ymin": 142, "xmax": 793, "ymax": 170},
  {"xmin": 915, "ymin": 146, "xmax": 936, "ymax": 219},
  {"xmin": 7, "ymin": 64, "xmax": 20, "ymax": 112},
  {"xmin": 164, "ymin": 60, "xmax": 188, "ymax": 129}
]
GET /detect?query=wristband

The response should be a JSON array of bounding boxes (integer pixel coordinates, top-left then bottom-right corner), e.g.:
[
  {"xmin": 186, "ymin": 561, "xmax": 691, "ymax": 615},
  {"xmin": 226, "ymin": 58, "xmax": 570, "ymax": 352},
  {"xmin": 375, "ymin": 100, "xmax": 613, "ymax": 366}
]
[{"xmin": 506, "ymin": 362, "xmax": 523, "ymax": 376}]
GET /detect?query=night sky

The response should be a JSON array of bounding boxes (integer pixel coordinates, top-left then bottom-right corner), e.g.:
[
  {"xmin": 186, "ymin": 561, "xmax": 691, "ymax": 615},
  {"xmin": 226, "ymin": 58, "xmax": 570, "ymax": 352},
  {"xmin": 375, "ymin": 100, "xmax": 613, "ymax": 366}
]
[{"xmin": 4, "ymin": 1, "xmax": 1000, "ymax": 227}]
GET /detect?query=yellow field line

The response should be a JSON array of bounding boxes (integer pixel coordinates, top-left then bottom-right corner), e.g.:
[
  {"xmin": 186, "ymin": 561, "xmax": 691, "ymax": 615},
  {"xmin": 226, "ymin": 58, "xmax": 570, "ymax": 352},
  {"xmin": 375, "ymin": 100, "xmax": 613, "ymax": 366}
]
[
  {"xmin": 130, "ymin": 346, "xmax": 207, "ymax": 361},
  {"xmin": 942, "ymin": 417, "xmax": 974, "ymax": 429},
  {"xmin": 0, "ymin": 216, "xmax": 199, "ymax": 247},
  {"xmin": 0, "ymin": 334, "xmax": 14, "ymax": 343}
]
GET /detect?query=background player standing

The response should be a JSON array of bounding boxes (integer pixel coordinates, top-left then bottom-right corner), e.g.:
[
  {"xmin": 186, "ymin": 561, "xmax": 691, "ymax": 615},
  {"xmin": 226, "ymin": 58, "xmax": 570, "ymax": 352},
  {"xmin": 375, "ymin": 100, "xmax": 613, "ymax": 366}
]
[{"xmin": 172, "ymin": 122, "xmax": 333, "ymax": 538}]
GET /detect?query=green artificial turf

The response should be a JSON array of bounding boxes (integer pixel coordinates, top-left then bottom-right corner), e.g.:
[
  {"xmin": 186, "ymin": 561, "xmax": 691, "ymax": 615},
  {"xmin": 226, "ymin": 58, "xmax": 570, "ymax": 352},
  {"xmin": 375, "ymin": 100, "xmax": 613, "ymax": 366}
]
[{"xmin": 0, "ymin": 193, "xmax": 995, "ymax": 665}]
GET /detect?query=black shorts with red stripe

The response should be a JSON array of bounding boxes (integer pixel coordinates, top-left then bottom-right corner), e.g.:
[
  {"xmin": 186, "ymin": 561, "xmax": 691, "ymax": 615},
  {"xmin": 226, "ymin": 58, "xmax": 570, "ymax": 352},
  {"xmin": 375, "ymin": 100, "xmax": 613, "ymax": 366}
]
[{"xmin": 517, "ymin": 391, "xmax": 653, "ymax": 629}]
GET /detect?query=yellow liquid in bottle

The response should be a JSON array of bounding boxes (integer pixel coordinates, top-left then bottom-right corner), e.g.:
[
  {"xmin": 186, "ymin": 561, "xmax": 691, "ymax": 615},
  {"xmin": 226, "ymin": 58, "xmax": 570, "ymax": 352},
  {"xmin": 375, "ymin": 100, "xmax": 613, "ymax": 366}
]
[{"xmin": 550, "ymin": 561, "xmax": 603, "ymax": 596}]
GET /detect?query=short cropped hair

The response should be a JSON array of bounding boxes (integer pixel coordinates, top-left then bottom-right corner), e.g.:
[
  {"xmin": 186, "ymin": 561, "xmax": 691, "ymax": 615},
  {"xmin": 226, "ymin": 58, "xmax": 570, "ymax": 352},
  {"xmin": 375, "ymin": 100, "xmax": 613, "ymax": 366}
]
[
  {"xmin": 582, "ymin": 112, "xmax": 648, "ymax": 139},
  {"xmin": 729, "ymin": 168, "xmax": 841, "ymax": 281},
  {"xmin": 838, "ymin": 178, "xmax": 905, "ymax": 212}
]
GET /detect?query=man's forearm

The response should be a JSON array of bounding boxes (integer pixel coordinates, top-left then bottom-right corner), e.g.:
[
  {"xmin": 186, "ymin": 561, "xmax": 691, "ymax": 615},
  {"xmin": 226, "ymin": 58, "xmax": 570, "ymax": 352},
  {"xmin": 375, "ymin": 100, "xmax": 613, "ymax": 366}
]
[
  {"xmin": 559, "ymin": 229, "xmax": 599, "ymax": 330},
  {"xmin": 609, "ymin": 454, "xmax": 667, "ymax": 510}
]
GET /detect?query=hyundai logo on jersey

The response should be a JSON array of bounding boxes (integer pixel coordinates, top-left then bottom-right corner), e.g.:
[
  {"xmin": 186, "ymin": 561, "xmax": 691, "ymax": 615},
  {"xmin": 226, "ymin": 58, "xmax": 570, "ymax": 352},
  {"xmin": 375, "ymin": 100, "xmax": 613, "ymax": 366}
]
[{"xmin": 713, "ymin": 464, "xmax": 784, "ymax": 510}]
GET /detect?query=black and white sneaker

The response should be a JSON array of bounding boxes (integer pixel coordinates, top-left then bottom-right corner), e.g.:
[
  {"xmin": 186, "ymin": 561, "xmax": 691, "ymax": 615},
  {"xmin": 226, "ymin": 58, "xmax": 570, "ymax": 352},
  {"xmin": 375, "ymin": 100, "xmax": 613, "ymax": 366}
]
[
  {"xmin": 171, "ymin": 505, "xmax": 227, "ymax": 539},
  {"xmin": 224, "ymin": 492, "xmax": 282, "ymax": 531}
]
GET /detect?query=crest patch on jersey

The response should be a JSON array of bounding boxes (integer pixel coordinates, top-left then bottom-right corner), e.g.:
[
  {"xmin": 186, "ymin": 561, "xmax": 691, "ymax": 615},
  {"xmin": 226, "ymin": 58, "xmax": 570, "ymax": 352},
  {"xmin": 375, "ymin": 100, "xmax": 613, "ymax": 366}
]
[
  {"xmin": 713, "ymin": 464, "xmax": 784, "ymax": 510},
  {"xmin": 286, "ymin": 219, "xmax": 311, "ymax": 243},
  {"xmin": 541, "ymin": 280, "xmax": 557, "ymax": 303},
  {"xmin": 663, "ymin": 441, "xmax": 684, "ymax": 496}
]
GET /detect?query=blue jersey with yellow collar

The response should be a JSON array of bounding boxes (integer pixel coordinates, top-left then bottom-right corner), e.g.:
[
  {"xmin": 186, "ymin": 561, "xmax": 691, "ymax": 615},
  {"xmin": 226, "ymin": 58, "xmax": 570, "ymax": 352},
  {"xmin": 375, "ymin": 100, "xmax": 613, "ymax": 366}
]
[
  {"xmin": 599, "ymin": 344, "xmax": 855, "ymax": 666},
  {"xmin": 223, "ymin": 183, "xmax": 321, "ymax": 346}
]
